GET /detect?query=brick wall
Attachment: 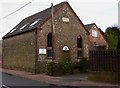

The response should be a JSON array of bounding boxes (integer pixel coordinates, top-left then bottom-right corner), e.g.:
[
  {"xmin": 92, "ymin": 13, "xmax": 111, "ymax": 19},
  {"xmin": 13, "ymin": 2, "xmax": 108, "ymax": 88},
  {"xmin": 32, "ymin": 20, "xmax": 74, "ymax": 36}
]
[
  {"xmin": 37, "ymin": 3, "xmax": 89, "ymax": 73},
  {"xmin": 89, "ymin": 25, "xmax": 108, "ymax": 50},
  {"xmin": 2, "ymin": 3, "xmax": 89, "ymax": 73},
  {"xmin": 2, "ymin": 31, "xmax": 36, "ymax": 73}
]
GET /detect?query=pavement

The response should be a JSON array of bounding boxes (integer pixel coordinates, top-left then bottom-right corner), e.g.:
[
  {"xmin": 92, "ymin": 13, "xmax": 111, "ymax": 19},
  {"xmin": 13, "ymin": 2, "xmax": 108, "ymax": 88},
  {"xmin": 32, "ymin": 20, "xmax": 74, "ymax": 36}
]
[{"xmin": 0, "ymin": 68, "xmax": 120, "ymax": 87}]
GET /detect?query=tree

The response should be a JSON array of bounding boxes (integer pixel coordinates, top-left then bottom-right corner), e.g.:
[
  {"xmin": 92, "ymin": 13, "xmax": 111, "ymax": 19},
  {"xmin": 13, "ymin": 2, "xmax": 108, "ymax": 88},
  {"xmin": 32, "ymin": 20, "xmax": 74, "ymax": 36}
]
[
  {"xmin": 117, "ymin": 35, "xmax": 120, "ymax": 49},
  {"xmin": 105, "ymin": 26, "xmax": 120, "ymax": 49}
]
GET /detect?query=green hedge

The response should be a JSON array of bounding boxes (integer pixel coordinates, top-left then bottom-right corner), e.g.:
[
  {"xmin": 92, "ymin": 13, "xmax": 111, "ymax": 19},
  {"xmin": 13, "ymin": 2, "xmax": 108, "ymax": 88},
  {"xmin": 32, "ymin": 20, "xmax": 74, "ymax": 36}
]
[
  {"xmin": 47, "ymin": 61, "xmax": 75, "ymax": 76},
  {"xmin": 74, "ymin": 58, "xmax": 88, "ymax": 73},
  {"xmin": 47, "ymin": 58, "xmax": 89, "ymax": 76}
]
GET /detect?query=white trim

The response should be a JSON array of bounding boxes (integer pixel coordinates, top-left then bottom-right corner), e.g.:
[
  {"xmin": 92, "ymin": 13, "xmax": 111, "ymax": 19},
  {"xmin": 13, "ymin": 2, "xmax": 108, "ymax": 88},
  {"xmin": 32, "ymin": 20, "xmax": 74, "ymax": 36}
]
[{"xmin": 92, "ymin": 30, "xmax": 98, "ymax": 37}]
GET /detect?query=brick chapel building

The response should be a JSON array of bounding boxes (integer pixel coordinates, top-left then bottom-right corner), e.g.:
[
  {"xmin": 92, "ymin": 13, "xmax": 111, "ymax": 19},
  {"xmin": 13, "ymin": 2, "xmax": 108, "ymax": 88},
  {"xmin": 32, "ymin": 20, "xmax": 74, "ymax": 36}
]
[{"xmin": 2, "ymin": 1, "xmax": 90, "ymax": 73}]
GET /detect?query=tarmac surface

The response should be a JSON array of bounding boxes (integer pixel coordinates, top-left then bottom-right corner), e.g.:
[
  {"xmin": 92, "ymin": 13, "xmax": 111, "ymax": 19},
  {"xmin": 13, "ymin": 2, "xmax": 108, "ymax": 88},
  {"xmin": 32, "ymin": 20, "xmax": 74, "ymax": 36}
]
[{"xmin": 0, "ymin": 68, "xmax": 120, "ymax": 87}]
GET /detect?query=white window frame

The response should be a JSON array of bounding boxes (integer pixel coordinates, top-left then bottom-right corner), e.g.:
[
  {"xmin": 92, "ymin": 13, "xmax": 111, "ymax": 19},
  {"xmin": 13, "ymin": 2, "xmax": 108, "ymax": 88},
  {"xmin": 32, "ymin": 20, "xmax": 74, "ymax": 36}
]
[{"xmin": 92, "ymin": 30, "xmax": 98, "ymax": 37}]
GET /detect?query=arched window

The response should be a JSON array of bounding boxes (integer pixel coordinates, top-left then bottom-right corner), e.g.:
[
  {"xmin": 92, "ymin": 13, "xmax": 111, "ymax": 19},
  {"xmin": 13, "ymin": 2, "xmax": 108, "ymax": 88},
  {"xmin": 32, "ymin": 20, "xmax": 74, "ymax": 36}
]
[
  {"xmin": 77, "ymin": 35, "xmax": 83, "ymax": 58},
  {"xmin": 47, "ymin": 33, "xmax": 52, "ymax": 58}
]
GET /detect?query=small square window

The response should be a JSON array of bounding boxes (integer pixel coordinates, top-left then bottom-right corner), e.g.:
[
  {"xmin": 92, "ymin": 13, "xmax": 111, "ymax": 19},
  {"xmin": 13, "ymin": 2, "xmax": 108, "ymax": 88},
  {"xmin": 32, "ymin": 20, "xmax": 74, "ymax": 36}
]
[
  {"xmin": 94, "ymin": 26, "xmax": 96, "ymax": 28},
  {"xmin": 92, "ymin": 30, "xmax": 98, "ymax": 37}
]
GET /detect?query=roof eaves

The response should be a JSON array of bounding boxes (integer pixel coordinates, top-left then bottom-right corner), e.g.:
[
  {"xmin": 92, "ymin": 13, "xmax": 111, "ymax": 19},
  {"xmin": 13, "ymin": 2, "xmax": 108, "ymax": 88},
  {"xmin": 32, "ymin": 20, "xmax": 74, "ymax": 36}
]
[
  {"xmin": 3, "ymin": 2, "xmax": 66, "ymax": 39},
  {"xmin": 85, "ymin": 23, "xmax": 96, "ymax": 30},
  {"xmin": 2, "ymin": 27, "xmax": 37, "ymax": 39}
]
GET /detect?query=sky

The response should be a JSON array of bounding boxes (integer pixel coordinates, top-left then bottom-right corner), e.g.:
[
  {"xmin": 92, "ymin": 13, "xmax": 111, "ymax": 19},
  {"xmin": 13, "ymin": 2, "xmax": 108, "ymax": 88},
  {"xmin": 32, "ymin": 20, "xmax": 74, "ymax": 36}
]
[{"xmin": 0, "ymin": 0, "xmax": 119, "ymax": 39}]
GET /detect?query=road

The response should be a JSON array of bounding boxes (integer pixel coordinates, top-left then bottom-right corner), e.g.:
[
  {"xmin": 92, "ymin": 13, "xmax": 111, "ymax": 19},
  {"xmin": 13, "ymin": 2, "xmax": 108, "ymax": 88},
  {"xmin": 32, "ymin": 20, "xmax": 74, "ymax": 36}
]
[
  {"xmin": 2, "ymin": 72, "xmax": 118, "ymax": 88},
  {"xmin": 2, "ymin": 72, "xmax": 79, "ymax": 88},
  {"xmin": 2, "ymin": 72, "xmax": 50, "ymax": 87}
]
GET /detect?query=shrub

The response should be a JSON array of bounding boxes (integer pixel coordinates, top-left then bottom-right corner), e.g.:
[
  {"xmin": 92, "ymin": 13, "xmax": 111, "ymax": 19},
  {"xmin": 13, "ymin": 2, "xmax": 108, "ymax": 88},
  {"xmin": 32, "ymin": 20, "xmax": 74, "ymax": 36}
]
[
  {"xmin": 47, "ymin": 62, "xmax": 54, "ymax": 76},
  {"xmin": 47, "ymin": 59, "xmax": 75, "ymax": 76},
  {"xmin": 75, "ymin": 58, "xmax": 89, "ymax": 73},
  {"xmin": 59, "ymin": 59, "xmax": 75, "ymax": 74},
  {"xmin": 47, "ymin": 58, "xmax": 89, "ymax": 76}
]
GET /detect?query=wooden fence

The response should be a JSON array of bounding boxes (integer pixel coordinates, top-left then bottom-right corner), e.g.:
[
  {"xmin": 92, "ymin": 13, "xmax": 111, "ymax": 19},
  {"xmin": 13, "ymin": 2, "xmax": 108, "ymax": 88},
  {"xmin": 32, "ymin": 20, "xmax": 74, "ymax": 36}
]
[{"xmin": 89, "ymin": 50, "xmax": 120, "ymax": 82}]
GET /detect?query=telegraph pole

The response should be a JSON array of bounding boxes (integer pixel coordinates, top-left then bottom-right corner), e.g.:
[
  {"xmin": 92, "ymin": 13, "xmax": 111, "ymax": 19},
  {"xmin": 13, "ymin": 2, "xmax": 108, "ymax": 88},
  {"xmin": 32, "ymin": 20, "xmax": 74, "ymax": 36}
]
[{"xmin": 51, "ymin": 3, "xmax": 54, "ymax": 76}]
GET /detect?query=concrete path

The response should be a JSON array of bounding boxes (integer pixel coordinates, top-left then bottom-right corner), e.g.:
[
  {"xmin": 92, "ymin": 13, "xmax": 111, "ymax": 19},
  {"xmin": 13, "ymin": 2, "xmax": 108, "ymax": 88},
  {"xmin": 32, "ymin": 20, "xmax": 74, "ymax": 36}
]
[{"xmin": 0, "ymin": 68, "xmax": 119, "ymax": 87}]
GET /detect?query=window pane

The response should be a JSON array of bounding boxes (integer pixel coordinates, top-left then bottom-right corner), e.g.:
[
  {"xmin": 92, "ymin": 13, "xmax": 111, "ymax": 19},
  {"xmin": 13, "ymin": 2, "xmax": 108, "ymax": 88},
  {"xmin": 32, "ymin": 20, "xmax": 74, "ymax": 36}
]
[
  {"xmin": 77, "ymin": 36, "xmax": 82, "ymax": 48},
  {"xmin": 47, "ymin": 33, "xmax": 52, "ymax": 47},
  {"xmin": 78, "ymin": 49, "xmax": 82, "ymax": 58},
  {"xmin": 92, "ymin": 30, "xmax": 98, "ymax": 37},
  {"xmin": 47, "ymin": 33, "xmax": 52, "ymax": 58},
  {"xmin": 77, "ymin": 35, "xmax": 83, "ymax": 58},
  {"xmin": 47, "ymin": 49, "xmax": 52, "ymax": 58}
]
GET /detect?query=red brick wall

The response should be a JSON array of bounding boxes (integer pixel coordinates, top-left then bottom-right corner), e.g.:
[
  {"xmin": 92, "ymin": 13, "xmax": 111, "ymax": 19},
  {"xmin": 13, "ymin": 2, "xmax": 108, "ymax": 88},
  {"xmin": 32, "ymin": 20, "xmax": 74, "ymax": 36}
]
[{"xmin": 88, "ymin": 25, "xmax": 108, "ymax": 50}]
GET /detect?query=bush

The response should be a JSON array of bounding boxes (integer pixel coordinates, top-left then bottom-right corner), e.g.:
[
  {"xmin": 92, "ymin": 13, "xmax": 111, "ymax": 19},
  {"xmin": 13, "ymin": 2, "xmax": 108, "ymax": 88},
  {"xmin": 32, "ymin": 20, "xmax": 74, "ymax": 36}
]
[
  {"xmin": 47, "ymin": 58, "xmax": 89, "ymax": 76},
  {"xmin": 75, "ymin": 58, "xmax": 89, "ymax": 73},
  {"xmin": 59, "ymin": 59, "xmax": 75, "ymax": 74},
  {"xmin": 47, "ymin": 62, "xmax": 54, "ymax": 76},
  {"xmin": 47, "ymin": 59, "xmax": 75, "ymax": 76}
]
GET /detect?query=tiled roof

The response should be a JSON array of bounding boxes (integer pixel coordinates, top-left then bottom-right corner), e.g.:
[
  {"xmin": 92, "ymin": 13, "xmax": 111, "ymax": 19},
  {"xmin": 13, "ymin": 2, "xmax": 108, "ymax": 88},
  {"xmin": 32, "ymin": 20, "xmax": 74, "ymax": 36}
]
[
  {"xmin": 85, "ymin": 23, "xmax": 105, "ymax": 37},
  {"xmin": 85, "ymin": 23, "xmax": 108, "ymax": 46},
  {"xmin": 85, "ymin": 23, "xmax": 95, "ymax": 30},
  {"xmin": 3, "ymin": 1, "xmax": 89, "ymax": 39},
  {"xmin": 2, "ymin": 2, "xmax": 65, "ymax": 39}
]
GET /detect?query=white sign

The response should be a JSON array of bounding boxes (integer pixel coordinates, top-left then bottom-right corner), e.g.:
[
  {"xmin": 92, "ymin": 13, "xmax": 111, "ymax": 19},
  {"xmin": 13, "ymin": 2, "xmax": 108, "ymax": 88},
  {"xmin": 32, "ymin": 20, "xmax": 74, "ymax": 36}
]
[
  {"xmin": 62, "ymin": 46, "xmax": 69, "ymax": 51},
  {"xmin": 39, "ymin": 49, "xmax": 46, "ymax": 54},
  {"xmin": 62, "ymin": 17, "xmax": 69, "ymax": 23}
]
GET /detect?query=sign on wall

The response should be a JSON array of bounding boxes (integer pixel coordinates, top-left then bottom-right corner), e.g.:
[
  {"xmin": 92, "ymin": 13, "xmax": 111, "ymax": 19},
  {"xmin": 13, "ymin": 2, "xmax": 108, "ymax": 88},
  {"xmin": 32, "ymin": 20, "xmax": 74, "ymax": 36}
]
[
  {"xmin": 39, "ymin": 49, "xmax": 46, "ymax": 54},
  {"xmin": 62, "ymin": 17, "xmax": 69, "ymax": 23},
  {"xmin": 62, "ymin": 46, "xmax": 69, "ymax": 51}
]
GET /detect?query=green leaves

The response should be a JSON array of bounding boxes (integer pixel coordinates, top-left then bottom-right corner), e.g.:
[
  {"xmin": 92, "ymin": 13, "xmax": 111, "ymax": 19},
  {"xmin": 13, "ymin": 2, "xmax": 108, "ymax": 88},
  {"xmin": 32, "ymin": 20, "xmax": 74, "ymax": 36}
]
[{"xmin": 105, "ymin": 26, "xmax": 120, "ymax": 49}]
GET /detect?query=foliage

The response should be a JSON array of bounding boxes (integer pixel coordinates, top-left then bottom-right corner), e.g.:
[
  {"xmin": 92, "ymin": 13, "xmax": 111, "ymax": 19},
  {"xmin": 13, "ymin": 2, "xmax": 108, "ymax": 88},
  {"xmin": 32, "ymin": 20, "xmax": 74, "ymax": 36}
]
[
  {"xmin": 74, "ymin": 58, "xmax": 89, "ymax": 73},
  {"xmin": 47, "ymin": 57, "xmax": 89, "ymax": 76},
  {"xmin": 46, "ymin": 61, "xmax": 54, "ymax": 76},
  {"xmin": 47, "ymin": 59, "xmax": 75, "ymax": 76},
  {"xmin": 59, "ymin": 58, "xmax": 75, "ymax": 74},
  {"xmin": 105, "ymin": 26, "xmax": 120, "ymax": 49}
]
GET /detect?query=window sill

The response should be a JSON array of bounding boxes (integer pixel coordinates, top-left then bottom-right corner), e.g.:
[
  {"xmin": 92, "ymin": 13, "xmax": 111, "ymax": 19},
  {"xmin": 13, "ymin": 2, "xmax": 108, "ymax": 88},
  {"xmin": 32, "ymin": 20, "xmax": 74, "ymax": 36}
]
[{"xmin": 47, "ymin": 57, "xmax": 52, "ymax": 59}]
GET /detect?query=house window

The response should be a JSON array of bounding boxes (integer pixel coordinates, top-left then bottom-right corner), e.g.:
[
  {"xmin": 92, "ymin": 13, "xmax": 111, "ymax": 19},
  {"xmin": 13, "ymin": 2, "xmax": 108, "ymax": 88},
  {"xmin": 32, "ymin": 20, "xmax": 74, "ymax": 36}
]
[
  {"xmin": 77, "ymin": 35, "xmax": 83, "ymax": 58},
  {"xmin": 47, "ymin": 33, "xmax": 52, "ymax": 58},
  {"xmin": 92, "ymin": 30, "xmax": 98, "ymax": 37}
]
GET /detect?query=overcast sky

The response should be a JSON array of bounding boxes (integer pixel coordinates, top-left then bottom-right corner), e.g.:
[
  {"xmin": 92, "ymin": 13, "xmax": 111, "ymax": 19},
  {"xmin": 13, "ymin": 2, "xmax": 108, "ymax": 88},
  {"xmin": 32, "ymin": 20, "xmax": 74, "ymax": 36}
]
[{"xmin": 0, "ymin": 0, "xmax": 119, "ymax": 39}]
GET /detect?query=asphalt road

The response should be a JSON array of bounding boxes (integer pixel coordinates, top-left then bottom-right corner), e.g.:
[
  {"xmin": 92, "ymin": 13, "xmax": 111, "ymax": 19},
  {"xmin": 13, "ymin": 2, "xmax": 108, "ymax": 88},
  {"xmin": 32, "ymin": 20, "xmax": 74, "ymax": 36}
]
[
  {"xmin": 1, "ymin": 72, "xmax": 79, "ymax": 88},
  {"xmin": 2, "ymin": 72, "xmax": 50, "ymax": 87},
  {"xmin": 2, "ymin": 72, "xmax": 118, "ymax": 88}
]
